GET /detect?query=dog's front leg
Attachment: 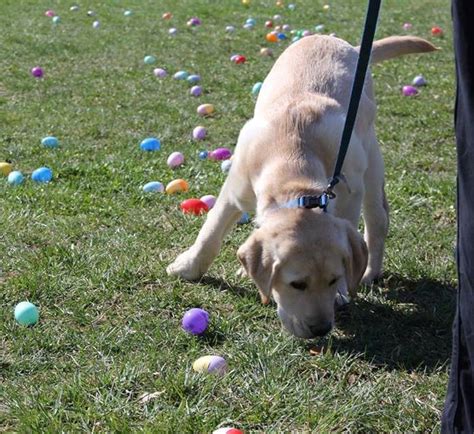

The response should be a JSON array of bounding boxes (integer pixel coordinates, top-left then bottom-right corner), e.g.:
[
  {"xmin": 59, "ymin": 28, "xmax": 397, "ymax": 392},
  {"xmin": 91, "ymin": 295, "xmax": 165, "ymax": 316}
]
[{"xmin": 167, "ymin": 179, "xmax": 243, "ymax": 280}]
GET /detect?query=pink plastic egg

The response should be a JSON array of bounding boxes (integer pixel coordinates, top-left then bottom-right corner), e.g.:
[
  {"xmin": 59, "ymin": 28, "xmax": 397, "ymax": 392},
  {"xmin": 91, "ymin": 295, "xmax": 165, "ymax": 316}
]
[
  {"xmin": 167, "ymin": 152, "xmax": 185, "ymax": 168},
  {"xmin": 200, "ymin": 195, "xmax": 216, "ymax": 209},
  {"xmin": 193, "ymin": 126, "xmax": 207, "ymax": 140},
  {"xmin": 402, "ymin": 85, "xmax": 418, "ymax": 96}
]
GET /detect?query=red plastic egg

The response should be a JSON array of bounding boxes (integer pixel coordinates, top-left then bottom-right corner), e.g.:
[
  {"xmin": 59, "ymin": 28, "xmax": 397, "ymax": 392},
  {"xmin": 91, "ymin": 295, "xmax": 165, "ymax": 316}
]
[
  {"xmin": 234, "ymin": 55, "xmax": 246, "ymax": 64},
  {"xmin": 431, "ymin": 26, "xmax": 443, "ymax": 36},
  {"xmin": 180, "ymin": 199, "xmax": 209, "ymax": 215},
  {"xmin": 265, "ymin": 20, "xmax": 273, "ymax": 28}
]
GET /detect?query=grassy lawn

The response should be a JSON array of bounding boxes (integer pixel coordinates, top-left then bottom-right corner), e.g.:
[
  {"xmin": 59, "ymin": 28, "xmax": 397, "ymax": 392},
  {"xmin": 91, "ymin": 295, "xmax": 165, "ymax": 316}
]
[{"xmin": 0, "ymin": 0, "xmax": 456, "ymax": 432}]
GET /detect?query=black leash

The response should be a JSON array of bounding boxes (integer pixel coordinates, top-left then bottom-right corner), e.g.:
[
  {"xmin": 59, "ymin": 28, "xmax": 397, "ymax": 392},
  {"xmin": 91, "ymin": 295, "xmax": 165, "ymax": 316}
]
[{"xmin": 286, "ymin": 0, "xmax": 382, "ymax": 212}]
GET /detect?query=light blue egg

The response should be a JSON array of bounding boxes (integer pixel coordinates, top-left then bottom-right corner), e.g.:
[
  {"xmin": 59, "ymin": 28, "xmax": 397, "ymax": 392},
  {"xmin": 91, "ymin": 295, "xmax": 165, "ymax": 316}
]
[
  {"xmin": 41, "ymin": 136, "xmax": 59, "ymax": 148},
  {"xmin": 187, "ymin": 74, "xmax": 201, "ymax": 84},
  {"xmin": 237, "ymin": 212, "xmax": 251, "ymax": 225},
  {"xmin": 174, "ymin": 70, "xmax": 189, "ymax": 80},
  {"xmin": 14, "ymin": 301, "xmax": 39, "ymax": 326},
  {"xmin": 288, "ymin": 3, "xmax": 296, "ymax": 10},
  {"xmin": 144, "ymin": 55, "xmax": 156, "ymax": 65},
  {"xmin": 8, "ymin": 171, "xmax": 24, "ymax": 185},
  {"xmin": 52, "ymin": 16, "xmax": 61, "ymax": 24},
  {"xmin": 143, "ymin": 181, "xmax": 164, "ymax": 193},
  {"xmin": 124, "ymin": 10, "xmax": 133, "ymax": 17},
  {"xmin": 243, "ymin": 23, "xmax": 254, "ymax": 30},
  {"xmin": 31, "ymin": 167, "xmax": 53, "ymax": 183},
  {"xmin": 221, "ymin": 159, "xmax": 232, "ymax": 173},
  {"xmin": 246, "ymin": 18, "xmax": 256, "ymax": 26},
  {"xmin": 315, "ymin": 24, "xmax": 325, "ymax": 33},
  {"xmin": 140, "ymin": 137, "xmax": 161, "ymax": 151},
  {"xmin": 252, "ymin": 82, "xmax": 262, "ymax": 96},
  {"xmin": 292, "ymin": 36, "xmax": 301, "ymax": 43}
]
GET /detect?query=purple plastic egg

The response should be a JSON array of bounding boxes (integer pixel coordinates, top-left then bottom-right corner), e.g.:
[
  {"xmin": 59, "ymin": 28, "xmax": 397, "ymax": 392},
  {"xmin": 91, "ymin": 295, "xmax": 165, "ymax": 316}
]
[
  {"xmin": 209, "ymin": 148, "xmax": 232, "ymax": 161},
  {"xmin": 31, "ymin": 66, "xmax": 44, "ymax": 78},
  {"xmin": 403, "ymin": 22, "xmax": 413, "ymax": 31},
  {"xmin": 182, "ymin": 308, "xmax": 209, "ymax": 335},
  {"xmin": 190, "ymin": 85, "xmax": 202, "ymax": 97},
  {"xmin": 193, "ymin": 126, "xmax": 207, "ymax": 140},
  {"xmin": 200, "ymin": 194, "xmax": 216, "ymax": 209},
  {"xmin": 154, "ymin": 68, "xmax": 167, "ymax": 78},
  {"xmin": 412, "ymin": 75, "xmax": 427, "ymax": 87},
  {"xmin": 167, "ymin": 152, "xmax": 185, "ymax": 168},
  {"xmin": 402, "ymin": 85, "xmax": 418, "ymax": 96},
  {"xmin": 207, "ymin": 356, "xmax": 227, "ymax": 374}
]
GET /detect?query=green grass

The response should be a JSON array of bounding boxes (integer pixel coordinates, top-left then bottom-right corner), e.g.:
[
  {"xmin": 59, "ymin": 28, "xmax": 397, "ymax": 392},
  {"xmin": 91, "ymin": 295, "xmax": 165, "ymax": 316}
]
[{"xmin": 0, "ymin": 0, "xmax": 455, "ymax": 432}]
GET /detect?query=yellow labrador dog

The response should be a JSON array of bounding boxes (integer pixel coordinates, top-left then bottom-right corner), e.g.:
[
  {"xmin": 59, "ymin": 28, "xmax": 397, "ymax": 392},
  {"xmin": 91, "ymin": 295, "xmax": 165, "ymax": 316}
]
[{"xmin": 167, "ymin": 35, "xmax": 436, "ymax": 338}]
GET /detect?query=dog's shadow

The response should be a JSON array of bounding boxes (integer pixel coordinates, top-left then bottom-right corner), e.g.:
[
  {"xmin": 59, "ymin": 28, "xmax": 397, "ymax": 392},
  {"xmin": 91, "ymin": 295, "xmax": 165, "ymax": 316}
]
[{"xmin": 332, "ymin": 274, "xmax": 456, "ymax": 372}]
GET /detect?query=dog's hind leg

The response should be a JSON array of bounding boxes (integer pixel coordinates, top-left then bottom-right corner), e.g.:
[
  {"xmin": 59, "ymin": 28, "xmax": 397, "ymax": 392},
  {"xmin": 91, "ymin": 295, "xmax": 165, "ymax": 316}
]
[{"xmin": 361, "ymin": 138, "xmax": 389, "ymax": 283}]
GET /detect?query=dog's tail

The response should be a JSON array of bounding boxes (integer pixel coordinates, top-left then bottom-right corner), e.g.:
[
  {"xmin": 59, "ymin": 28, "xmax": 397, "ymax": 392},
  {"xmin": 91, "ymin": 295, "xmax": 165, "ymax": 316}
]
[{"xmin": 364, "ymin": 36, "xmax": 438, "ymax": 63}]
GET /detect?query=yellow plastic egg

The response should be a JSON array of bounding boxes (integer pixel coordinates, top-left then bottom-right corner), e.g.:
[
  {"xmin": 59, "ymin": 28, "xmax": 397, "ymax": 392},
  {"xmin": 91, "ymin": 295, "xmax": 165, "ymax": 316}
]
[
  {"xmin": 323, "ymin": 4, "xmax": 330, "ymax": 11},
  {"xmin": 166, "ymin": 179, "xmax": 189, "ymax": 194},
  {"xmin": 0, "ymin": 162, "xmax": 13, "ymax": 176},
  {"xmin": 242, "ymin": 0, "xmax": 250, "ymax": 5}
]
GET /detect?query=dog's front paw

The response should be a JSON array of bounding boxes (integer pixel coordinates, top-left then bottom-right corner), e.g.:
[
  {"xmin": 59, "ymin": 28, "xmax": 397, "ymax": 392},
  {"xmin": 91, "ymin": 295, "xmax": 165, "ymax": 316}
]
[
  {"xmin": 166, "ymin": 249, "xmax": 205, "ymax": 281},
  {"xmin": 361, "ymin": 268, "xmax": 382, "ymax": 286}
]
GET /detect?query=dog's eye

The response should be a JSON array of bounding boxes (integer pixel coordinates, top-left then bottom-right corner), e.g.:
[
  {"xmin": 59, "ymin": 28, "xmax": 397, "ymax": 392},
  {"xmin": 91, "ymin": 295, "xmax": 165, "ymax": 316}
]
[
  {"xmin": 290, "ymin": 281, "xmax": 307, "ymax": 291},
  {"xmin": 329, "ymin": 277, "xmax": 339, "ymax": 286}
]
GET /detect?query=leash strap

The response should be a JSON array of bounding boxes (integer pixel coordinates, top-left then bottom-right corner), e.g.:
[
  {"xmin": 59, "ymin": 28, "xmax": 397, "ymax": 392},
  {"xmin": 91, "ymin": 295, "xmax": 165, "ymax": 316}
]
[{"xmin": 327, "ymin": 0, "xmax": 382, "ymax": 193}]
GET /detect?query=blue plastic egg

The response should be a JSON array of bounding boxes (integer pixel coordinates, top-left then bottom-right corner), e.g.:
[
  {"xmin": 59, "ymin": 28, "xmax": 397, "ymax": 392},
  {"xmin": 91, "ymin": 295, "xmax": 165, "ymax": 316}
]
[
  {"xmin": 8, "ymin": 171, "xmax": 24, "ymax": 185},
  {"xmin": 124, "ymin": 10, "xmax": 133, "ymax": 17},
  {"xmin": 198, "ymin": 150, "xmax": 208, "ymax": 160},
  {"xmin": 245, "ymin": 18, "xmax": 256, "ymax": 26},
  {"xmin": 174, "ymin": 71, "xmax": 189, "ymax": 80},
  {"xmin": 41, "ymin": 136, "xmax": 59, "ymax": 148},
  {"xmin": 277, "ymin": 32, "xmax": 287, "ymax": 40},
  {"xmin": 187, "ymin": 74, "xmax": 201, "ymax": 84},
  {"xmin": 31, "ymin": 167, "xmax": 53, "ymax": 183},
  {"xmin": 144, "ymin": 55, "xmax": 157, "ymax": 65},
  {"xmin": 238, "ymin": 212, "xmax": 251, "ymax": 225},
  {"xmin": 252, "ymin": 82, "xmax": 262, "ymax": 96},
  {"xmin": 140, "ymin": 137, "xmax": 161, "ymax": 151},
  {"xmin": 14, "ymin": 301, "xmax": 39, "ymax": 326},
  {"xmin": 143, "ymin": 181, "xmax": 164, "ymax": 193}
]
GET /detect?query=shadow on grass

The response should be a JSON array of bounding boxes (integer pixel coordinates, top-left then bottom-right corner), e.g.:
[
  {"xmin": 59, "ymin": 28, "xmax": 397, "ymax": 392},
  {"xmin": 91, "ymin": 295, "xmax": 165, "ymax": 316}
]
[
  {"xmin": 332, "ymin": 273, "xmax": 456, "ymax": 372},
  {"xmin": 199, "ymin": 275, "xmax": 256, "ymax": 299}
]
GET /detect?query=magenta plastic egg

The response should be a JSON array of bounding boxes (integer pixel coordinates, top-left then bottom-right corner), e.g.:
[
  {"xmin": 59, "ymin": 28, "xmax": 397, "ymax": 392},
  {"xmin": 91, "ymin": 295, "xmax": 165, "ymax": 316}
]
[
  {"xmin": 209, "ymin": 148, "xmax": 232, "ymax": 161},
  {"xmin": 200, "ymin": 195, "xmax": 216, "ymax": 209},
  {"xmin": 31, "ymin": 66, "xmax": 44, "ymax": 78},
  {"xmin": 45, "ymin": 9, "xmax": 56, "ymax": 17},
  {"xmin": 167, "ymin": 152, "xmax": 185, "ymax": 168},
  {"xmin": 193, "ymin": 126, "xmax": 207, "ymax": 140},
  {"xmin": 402, "ymin": 85, "xmax": 418, "ymax": 96}
]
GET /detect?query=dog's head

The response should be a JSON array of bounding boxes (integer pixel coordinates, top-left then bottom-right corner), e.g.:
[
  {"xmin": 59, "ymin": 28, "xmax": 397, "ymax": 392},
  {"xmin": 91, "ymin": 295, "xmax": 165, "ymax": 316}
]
[{"xmin": 237, "ymin": 209, "xmax": 367, "ymax": 338}]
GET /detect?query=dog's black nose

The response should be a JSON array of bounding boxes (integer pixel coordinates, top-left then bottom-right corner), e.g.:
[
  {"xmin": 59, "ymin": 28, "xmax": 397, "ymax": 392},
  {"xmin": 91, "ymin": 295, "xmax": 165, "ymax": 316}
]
[{"xmin": 309, "ymin": 322, "xmax": 332, "ymax": 336}]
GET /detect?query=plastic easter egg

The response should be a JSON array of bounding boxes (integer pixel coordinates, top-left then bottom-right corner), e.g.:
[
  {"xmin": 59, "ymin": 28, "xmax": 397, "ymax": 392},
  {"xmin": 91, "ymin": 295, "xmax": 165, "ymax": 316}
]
[
  {"xmin": 140, "ymin": 137, "xmax": 161, "ymax": 151},
  {"xmin": 32, "ymin": 167, "xmax": 53, "ymax": 183},
  {"xmin": 70, "ymin": 5, "xmax": 79, "ymax": 12},
  {"xmin": 197, "ymin": 103, "xmax": 215, "ymax": 116},
  {"xmin": 431, "ymin": 26, "xmax": 443, "ymax": 36},
  {"xmin": 92, "ymin": 20, "xmax": 100, "ymax": 28},
  {"xmin": 166, "ymin": 179, "xmax": 189, "ymax": 194},
  {"xmin": 277, "ymin": 32, "xmax": 287, "ymax": 40},
  {"xmin": 242, "ymin": 0, "xmax": 251, "ymax": 5},
  {"xmin": 142, "ymin": 181, "xmax": 164, "ymax": 193},
  {"xmin": 288, "ymin": 3, "xmax": 296, "ymax": 10},
  {"xmin": 412, "ymin": 75, "xmax": 427, "ymax": 87},
  {"xmin": 124, "ymin": 10, "xmax": 133, "ymax": 17},
  {"xmin": 41, "ymin": 136, "xmax": 59, "ymax": 148},
  {"xmin": 190, "ymin": 85, "xmax": 202, "ymax": 96},
  {"xmin": 198, "ymin": 150, "xmax": 208, "ymax": 160},
  {"xmin": 174, "ymin": 70, "xmax": 189, "ymax": 80},
  {"xmin": 8, "ymin": 171, "xmax": 24, "ymax": 185},
  {"xmin": 315, "ymin": 24, "xmax": 325, "ymax": 33},
  {"xmin": 14, "ymin": 301, "xmax": 39, "ymax": 326},
  {"xmin": 266, "ymin": 32, "xmax": 278, "ymax": 43},
  {"xmin": 193, "ymin": 126, "xmax": 207, "ymax": 140},
  {"xmin": 243, "ymin": 23, "xmax": 254, "ymax": 30},
  {"xmin": 162, "ymin": 12, "xmax": 172, "ymax": 20},
  {"xmin": 87, "ymin": 10, "xmax": 96, "ymax": 16},
  {"xmin": 234, "ymin": 55, "xmax": 246, "ymax": 64},
  {"xmin": 153, "ymin": 68, "xmax": 167, "ymax": 78},
  {"xmin": 238, "ymin": 212, "xmax": 251, "ymax": 225},
  {"xmin": 193, "ymin": 355, "xmax": 227, "ymax": 374},
  {"xmin": 273, "ymin": 14, "xmax": 282, "ymax": 21},
  {"xmin": 292, "ymin": 36, "xmax": 301, "ymax": 43},
  {"xmin": 246, "ymin": 18, "xmax": 256, "ymax": 26},
  {"xmin": 323, "ymin": 4, "xmax": 330, "ymax": 10},
  {"xmin": 169, "ymin": 28, "xmax": 178, "ymax": 36},
  {"xmin": 252, "ymin": 82, "xmax": 262, "ymax": 95},
  {"xmin": 265, "ymin": 20, "xmax": 273, "ymax": 28},
  {"xmin": 31, "ymin": 66, "xmax": 44, "ymax": 78},
  {"xmin": 403, "ymin": 22, "xmax": 412, "ymax": 31},
  {"xmin": 144, "ymin": 55, "xmax": 156, "ymax": 65},
  {"xmin": 230, "ymin": 54, "xmax": 239, "ymax": 62},
  {"xmin": 0, "ymin": 162, "xmax": 13, "ymax": 176},
  {"xmin": 209, "ymin": 148, "xmax": 232, "ymax": 161},
  {"xmin": 225, "ymin": 25, "xmax": 236, "ymax": 33},
  {"xmin": 187, "ymin": 17, "xmax": 201, "ymax": 27},
  {"xmin": 212, "ymin": 428, "xmax": 244, "ymax": 434},
  {"xmin": 52, "ymin": 16, "xmax": 61, "ymax": 24},
  {"xmin": 302, "ymin": 30, "xmax": 312, "ymax": 37},
  {"xmin": 221, "ymin": 160, "xmax": 232, "ymax": 173},
  {"xmin": 200, "ymin": 195, "xmax": 216, "ymax": 209},
  {"xmin": 167, "ymin": 151, "xmax": 185, "ymax": 169},
  {"xmin": 45, "ymin": 10, "xmax": 55, "ymax": 17},
  {"xmin": 282, "ymin": 24, "xmax": 291, "ymax": 31},
  {"xmin": 187, "ymin": 74, "xmax": 201, "ymax": 84},
  {"xmin": 402, "ymin": 85, "xmax": 418, "ymax": 96},
  {"xmin": 180, "ymin": 198, "xmax": 209, "ymax": 215},
  {"xmin": 260, "ymin": 47, "xmax": 273, "ymax": 57},
  {"xmin": 182, "ymin": 308, "xmax": 209, "ymax": 334},
  {"xmin": 276, "ymin": 0, "xmax": 284, "ymax": 7}
]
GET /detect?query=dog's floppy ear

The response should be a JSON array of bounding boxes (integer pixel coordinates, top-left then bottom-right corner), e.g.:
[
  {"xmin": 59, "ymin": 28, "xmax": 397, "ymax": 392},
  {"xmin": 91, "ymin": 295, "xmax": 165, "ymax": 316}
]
[
  {"xmin": 237, "ymin": 231, "xmax": 280, "ymax": 305},
  {"xmin": 344, "ymin": 223, "xmax": 368, "ymax": 297}
]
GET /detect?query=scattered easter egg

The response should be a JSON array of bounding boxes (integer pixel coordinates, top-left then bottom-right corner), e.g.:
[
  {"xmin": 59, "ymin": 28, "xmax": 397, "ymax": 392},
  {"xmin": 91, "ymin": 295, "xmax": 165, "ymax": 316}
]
[
  {"xmin": 200, "ymin": 195, "xmax": 216, "ymax": 209},
  {"xmin": 315, "ymin": 24, "xmax": 325, "ymax": 33},
  {"xmin": 431, "ymin": 26, "xmax": 443, "ymax": 36},
  {"xmin": 142, "ymin": 181, "xmax": 164, "ymax": 193},
  {"xmin": 193, "ymin": 355, "xmax": 227, "ymax": 374},
  {"xmin": 246, "ymin": 18, "xmax": 256, "ymax": 26},
  {"xmin": 70, "ymin": 5, "xmax": 79, "ymax": 12},
  {"xmin": 265, "ymin": 20, "xmax": 273, "ymax": 28},
  {"xmin": 174, "ymin": 70, "xmax": 189, "ymax": 80},
  {"xmin": 260, "ymin": 47, "xmax": 273, "ymax": 56},
  {"xmin": 41, "ymin": 136, "xmax": 59, "ymax": 148},
  {"xmin": 243, "ymin": 23, "xmax": 254, "ymax": 30},
  {"xmin": 140, "ymin": 137, "xmax": 161, "ymax": 151},
  {"xmin": 169, "ymin": 28, "xmax": 178, "ymax": 36},
  {"xmin": 238, "ymin": 212, "xmax": 251, "ymax": 225},
  {"xmin": 402, "ymin": 85, "xmax": 418, "ymax": 96},
  {"xmin": 187, "ymin": 17, "xmax": 201, "ymax": 27},
  {"xmin": 225, "ymin": 25, "xmax": 236, "ymax": 33},
  {"xmin": 276, "ymin": 1, "xmax": 284, "ymax": 7},
  {"xmin": 0, "ymin": 162, "xmax": 13, "ymax": 176},
  {"xmin": 412, "ymin": 75, "xmax": 427, "ymax": 87},
  {"xmin": 92, "ymin": 20, "xmax": 100, "ymax": 28},
  {"xmin": 209, "ymin": 147, "xmax": 232, "ymax": 161},
  {"xmin": 302, "ymin": 30, "xmax": 312, "ymax": 37},
  {"xmin": 31, "ymin": 167, "xmax": 53, "ymax": 183},
  {"xmin": 234, "ymin": 55, "xmax": 246, "ymax": 64},
  {"xmin": 124, "ymin": 10, "xmax": 133, "ymax": 17},
  {"xmin": 242, "ymin": 0, "xmax": 251, "ymax": 5},
  {"xmin": 162, "ymin": 12, "xmax": 172, "ymax": 20},
  {"xmin": 45, "ymin": 10, "xmax": 55, "ymax": 17},
  {"xmin": 166, "ymin": 179, "xmax": 189, "ymax": 194},
  {"xmin": 87, "ymin": 10, "xmax": 96, "ymax": 16},
  {"xmin": 213, "ymin": 428, "xmax": 244, "ymax": 434},
  {"xmin": 198, "ymin": 150, "xmax": 208, "ymax": 160},
  {"xmin": 197, "ymin": 103, "xmax": 215, "ymax": 116},
  {"xmin": 221, "ymin": 159, "xmax": 232, "ymax": 173},
  {"xmin": 182, "ymin": 308, "xmax": 209, "ymax": 334},
  {"xmin": 193, "ymin": 126, "xmax": 207, "ymax": 140},
  {"xmin": 31, "ymin": 66, "xmax": 44, "ymax": 78},
  {"xmin": 323, "ymin": 4, "xmax": 330, "ymax": 11},
  {"xmin": 14, "ymin": 301, "xmax": 39, "ymax": 326},
  {"xmin": 187, "ymin": 74, "xmax": 201, "ymax": 84},
  {"xmin": 252, "ymin": 82, "xmax": 262, "ymax": 95},
  {"xmin": 230, "ymin": 54, "xmax": 239, "ymax": 62},
  {"xmin": 144, "ymin": 55, "xmax": 157, "ymax": 65},
  {"xmin": 190, "ymin": 85, "xmax": 202, "ymax": 96},
  {"xmin": 273, "ymin": 14, "xmax": 282, "ymax": 21},
  {"xmin": 403, "ymin": 22, "xmax": 413, "ymax": 31},
  {"xmin": 8, "ymin": 171, "xmax": 24, "ymax": 185},
  {"xmin": 288, "ymin": 3, "xmax": 296, "ymax": 10},
  {"xmin": 52, "ymin": 16, "xmax": 61, "ymax": 24},
  {"xmin": 153, "ymin": 68, "xmax": 167, "ymax": 78},
  {"xmin": 180, "ymin": 198, "xmax": 209, "ymax": 215},
  {"xmin": 282, "ymin": 24, "xmax": 291, "ymax": 31},
  {"xmin": 167, "ymin": 151, "xmax": 185, "ymax": 169},
  {"xmin": 277, "ymin": 32, "xmax": 287, "ymax": 40},
  {"xmin": 266, "ymin": 32, "xmax": 278, "ymax": 43}
]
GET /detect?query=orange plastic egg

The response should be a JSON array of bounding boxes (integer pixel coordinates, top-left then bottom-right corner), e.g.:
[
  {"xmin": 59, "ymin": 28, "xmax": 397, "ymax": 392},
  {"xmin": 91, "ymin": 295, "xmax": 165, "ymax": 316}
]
[
  {"xmin": 266, "ymin": 32, "xmax": 278, "ymax": 43},
  {"xmin": 166, "ymin": 179, "xmax": 189, "ymax": 194}
]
